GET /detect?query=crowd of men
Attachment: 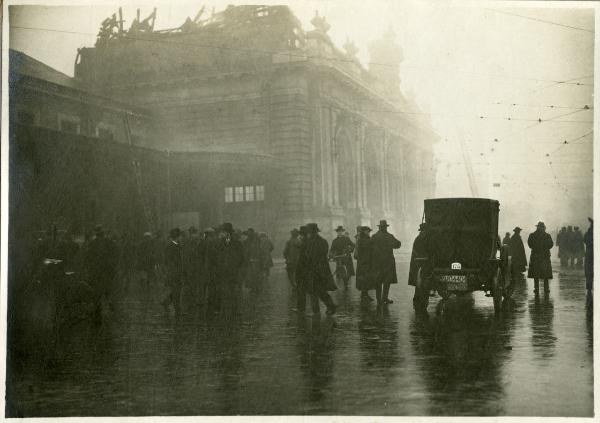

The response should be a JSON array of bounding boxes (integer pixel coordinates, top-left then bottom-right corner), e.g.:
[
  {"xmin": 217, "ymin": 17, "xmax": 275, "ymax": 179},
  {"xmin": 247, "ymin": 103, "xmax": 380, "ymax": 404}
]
[
  {"xmin": 556, "ymin": 225, "xmax": 587, "ymax": 268},
  {"xmin": 31, "ymin": 222, "xmax": 276, "ymax": 320}
]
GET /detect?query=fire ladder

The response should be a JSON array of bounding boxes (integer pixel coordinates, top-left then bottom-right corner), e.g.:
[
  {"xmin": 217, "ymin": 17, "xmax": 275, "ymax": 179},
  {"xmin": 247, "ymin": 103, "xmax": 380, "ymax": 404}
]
[{"xmin": 124, "ymin": 113, "xmax": 154, "ymax": 232}]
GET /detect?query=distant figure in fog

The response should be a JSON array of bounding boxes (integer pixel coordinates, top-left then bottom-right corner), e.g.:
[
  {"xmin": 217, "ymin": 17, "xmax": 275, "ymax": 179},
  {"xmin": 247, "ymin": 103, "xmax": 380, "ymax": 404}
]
[
  {"xmin": 573, "ymin": 226, "xmax": 585, "ymax": 268},
  {"xmin": 296, "ymin": 223, "xmax": 337, "ymax": 315},
  {"xmin": 215, "ymin": 223, "xmax": 245, "ymax": 313},
  {"xmin": 243, "ymin": 228, "xmax": 263, "ymax": 292},
  {"xmin": 259, "ymin": 232, "xmax": 274, "ymax": 278},
  {"xmin": 502, "ymin": 232, "xmax": 511, "ymax": 246},
  {"xmin": 162, "ymin": 228, "xmax": 184, "ymax": 315},
  {"xmin": 283, "ymin": 229, "xmax": 301, "ymax": 289},
  {"xmin": 355, "ymin": 226, "xmax": 375, "ymax": 303},
  {"xmin": 557, "ymin": 226, "xmax": 568, "ymax": 267},
  {"xmin": 371, "ymin": 220, "xmax": 401, "ymax": 306},
  {"xmin": 84, "ymin": 225, "xmax": 118, "ymax": 319},
  {"xmin": 565, "ymin": 226, "xmax": 575, "ymax": 267},
  {"xmin": 509, "ymin": 226, "xmax": 527, "ymax": 274},
  {"xmin": 136, "ymin": 232, "xmax": 157, "ymax": 286},
  {"xmin": 527, "ymin": 221, "xmax": 553, "ymax": 295},
  {"xmin": 584, "ymin": 218, "xmax": 593, "ymax": 309}
]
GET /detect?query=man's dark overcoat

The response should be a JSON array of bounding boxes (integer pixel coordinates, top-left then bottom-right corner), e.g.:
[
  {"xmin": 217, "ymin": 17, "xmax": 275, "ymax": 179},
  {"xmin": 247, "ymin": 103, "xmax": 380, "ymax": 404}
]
[
  {"xmin": 527, "ymin": 230, "xmax": 554, "ymax": 279},
  {"xmin": 371, "ymin": 230, "xmax": 401, "ymax": 285}
]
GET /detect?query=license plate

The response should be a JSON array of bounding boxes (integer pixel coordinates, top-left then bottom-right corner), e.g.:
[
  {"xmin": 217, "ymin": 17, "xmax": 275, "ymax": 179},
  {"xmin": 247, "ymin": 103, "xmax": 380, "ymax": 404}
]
[{"xmin": 438, "ymin": 275, "xmax": 468, "ymax": 291}]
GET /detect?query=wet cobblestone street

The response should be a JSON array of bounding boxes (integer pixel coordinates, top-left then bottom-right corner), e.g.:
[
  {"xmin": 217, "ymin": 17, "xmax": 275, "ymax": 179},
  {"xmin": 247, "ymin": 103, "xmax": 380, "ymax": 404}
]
[{"xmin": 7, "ymin": 260, "xmax": 593, "ymax": 416}]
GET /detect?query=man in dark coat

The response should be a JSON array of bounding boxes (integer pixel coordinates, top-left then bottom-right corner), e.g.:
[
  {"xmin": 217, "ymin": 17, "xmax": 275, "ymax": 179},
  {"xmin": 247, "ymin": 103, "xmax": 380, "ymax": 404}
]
[
  {"xmin": 409, "ymin": 223, "xmax": 431, "ymax": 308},
  {"xmin": 258, "ymin": 232, "xmax": 274, "ymax": 278},
  {"xmin": 215, "ymin": 222, "xmax": 245, "ymax": 312},
  {"xmin": 296, "ymin": 223, "xmax": 337, "ymax": 315},
  {"xmin": 283, "ymin": 229, "xmax": 302, "ymax": 288},
  {"xmin": 355, "ymin": 226, "xmax": 375, "ymax": 302},
  {"xmin": 584, "ymin": 218, "xmax": 593, "ymax": 308},
  {"xmin": 295, "ymin": 225, "xmax": 319, "ymax": 313},
  {"xmin": 162, "ymin": 228, "xmax": 184, "ymax": 314},
  {"xmin": 243, "ymin": 228, "xmax": 263, "ymax": 292},
  {"xmin": 84, "ymin": 225, "xmax": 119, "ymax": 316},
  {"xmin": 527, "ymin": 221, "xmax": 554, "ymax": 295},
  {"xmin": 371, "ymin": 220, "xmax": 401, "ymax": 305},
  {"xmin": 329, "ymin": 226, "xmax": 356, "ymax": 280},
  {"xmin": 573, "ymin": 226, "xmax": 585, "ymax": 268},
  {"xmin": 565, "ymin": 225, "xmax": 575, "ymax": 267},
  {"xmin": 509, "ymin": 226, "xmax": 527, "ymax": 274},
  {"xmin": 557, "ymin": 227, "xmax": 567, "ymax": 266}
]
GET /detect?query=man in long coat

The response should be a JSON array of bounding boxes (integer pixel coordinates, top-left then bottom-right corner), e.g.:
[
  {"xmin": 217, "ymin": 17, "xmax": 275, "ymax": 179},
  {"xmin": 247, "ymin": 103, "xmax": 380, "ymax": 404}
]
[
  {"xmin": 215, "ymin": 222, "xmax": 245, "ymax": 312},
  {"xmin": 371, "ymin": 220, "xmax": 401, "ymax": 305},
  {"xmin": 527, "ymin": 221, "xmax": 553, "ymax": 295},
  {"xmin": 565, "ymin": 226, "xmax": 575, "ymax": 267},
  {"xmin": 296, "ymin": 223, "xmax": 336, "ymax": 315},
  {"xmin": 355, "ymin": 226, "xmax": 375, "ymax": 302},
  {"xmin": 509, "ymin": 226, "xmax": 527, "ymax": 274},
  {"xmin": 409, "ymin": 223, "xmax": 431, "ymax": 308},
  {"xmin": 573, "ymin": 226, "xmax": 585, "ymax": 268},
  {"xmin": 557, "ymin": 227, "xmax": 567, "ymax": 266}
]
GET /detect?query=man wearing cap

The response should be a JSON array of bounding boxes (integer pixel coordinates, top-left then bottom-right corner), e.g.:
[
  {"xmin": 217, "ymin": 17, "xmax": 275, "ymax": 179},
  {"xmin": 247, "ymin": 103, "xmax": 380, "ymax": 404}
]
[
  {"xmin": 509, "ymin": 227, "xmax": 527, "ymax": 274},
  {"xmin": 283, "ymin": 229, "xmax": 302, "ymax": 288},
  {"xmin": 329, "ymin": 225, "xmax": 355, "ymax": 284},
  {"xmin": 162, "ymin": 228, "xmax": 184, "ymax": 314},
  {"xmin": 527, "ymin": 221, "xmax": 554, "ymax": 294},
  {"xmin": 84, "ymin": 225, "xmax": 119, "ymax": 320},
  {"xmin": 355, "ymin": 226, "xmax": 375, "ymax": 302},
  {"xmin": 371, "ymin": 220, "xmax": 401, "ymax": 305},
  {"xmin": 296, "ymin": 223, "xmax": 337, "ymax": 315}
]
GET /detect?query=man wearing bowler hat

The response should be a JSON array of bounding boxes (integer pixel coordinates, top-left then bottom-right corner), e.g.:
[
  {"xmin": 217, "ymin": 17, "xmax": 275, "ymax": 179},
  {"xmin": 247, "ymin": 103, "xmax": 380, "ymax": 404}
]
[
  {"xmin": 527, "ymin": 221, "xmax": 554, "ymax": 295},
  {"xmin": 371, "ymin": 219, "xmax": 401, "ymax": 306}
]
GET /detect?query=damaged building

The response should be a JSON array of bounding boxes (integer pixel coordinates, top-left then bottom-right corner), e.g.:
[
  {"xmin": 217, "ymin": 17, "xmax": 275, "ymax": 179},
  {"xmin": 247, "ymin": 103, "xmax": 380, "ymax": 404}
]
[{"xmin": 11, "ymin": 4, "xmax": 438, "ymax": 249}]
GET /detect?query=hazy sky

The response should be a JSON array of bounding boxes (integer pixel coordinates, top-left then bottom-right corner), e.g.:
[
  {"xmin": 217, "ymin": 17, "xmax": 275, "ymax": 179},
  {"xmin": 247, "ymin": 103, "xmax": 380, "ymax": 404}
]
[{"xmin": 8, "ymin": 0, "xmax": 595, "ymax": 234}]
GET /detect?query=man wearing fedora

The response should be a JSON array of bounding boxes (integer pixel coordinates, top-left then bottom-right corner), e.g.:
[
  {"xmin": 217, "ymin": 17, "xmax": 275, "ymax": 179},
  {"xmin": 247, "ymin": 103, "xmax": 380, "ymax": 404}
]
[
  {"xmin": 329, "ymin": 225, "xmax": 355, "ymax": 283},
  {"xmin": 371, "ymin": 219, "xmax": 401, "ymax": 306},
  {"xmin": 527, "ymin": 221, "xmax": 554, "ymax": 295},
  {"xmin": 296, "ymin": 223, "xmax": 337, "ymax": 315},
  {"xmin": 509, "ymin": 226, "xmax": 527, "ymax": 275}
]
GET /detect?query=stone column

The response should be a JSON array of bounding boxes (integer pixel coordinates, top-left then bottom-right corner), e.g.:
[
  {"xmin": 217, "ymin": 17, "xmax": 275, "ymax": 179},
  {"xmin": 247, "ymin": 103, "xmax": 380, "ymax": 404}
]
[
  {"xmin": 355, "ymin": 122, "xmax": 363, "ymax": 210},
  {"xmin": 380, "ymin": 131, "xmax": 387, "ymax": 212},
  {"xmin": 331, "ymin": 110, "xmax": 340, "ymax": 207}
]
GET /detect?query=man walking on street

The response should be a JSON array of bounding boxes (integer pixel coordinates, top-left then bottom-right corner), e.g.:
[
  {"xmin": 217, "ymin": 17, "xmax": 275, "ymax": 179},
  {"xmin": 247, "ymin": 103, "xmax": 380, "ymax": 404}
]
[
  {"xmin": 573, "ymin": 226, "xmax": 585, "ymax": 268},
  {"xmin": 557, "ymin": 226, "xmax": 567, "ymax": 267},
  {"xmin": 371, "ymin": 220, "xmax": 401, "ymax": 306},
  {"xmin": 329, "ymin": 225, "xmax": 355, "ymax": 284},
  {"xmin": 296, "ymin": 223, "xmax": 337, "ymax": 315},
  {"xmin": 527, "ymin": 221, "xmax": 553, "ymax": 295},
  {"xmin": 509, "ymin": 226, "xmax": 527, "ymax": 274}
]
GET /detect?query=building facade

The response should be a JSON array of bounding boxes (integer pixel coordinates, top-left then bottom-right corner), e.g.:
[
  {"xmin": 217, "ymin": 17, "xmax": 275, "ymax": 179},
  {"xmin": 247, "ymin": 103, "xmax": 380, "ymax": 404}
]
[{"xmin": 73, "ymin": 5, "xmax": 438, "ymax": 243}]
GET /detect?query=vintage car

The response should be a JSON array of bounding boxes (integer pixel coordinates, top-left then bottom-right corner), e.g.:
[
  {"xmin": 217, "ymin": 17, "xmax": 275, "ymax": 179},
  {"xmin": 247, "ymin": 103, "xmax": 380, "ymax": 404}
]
[{"xmin": 409, "ymin": 198, "xmax": 512, "ymax": 313}]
